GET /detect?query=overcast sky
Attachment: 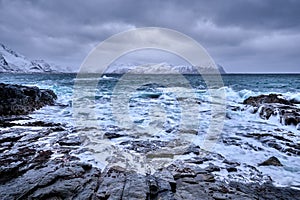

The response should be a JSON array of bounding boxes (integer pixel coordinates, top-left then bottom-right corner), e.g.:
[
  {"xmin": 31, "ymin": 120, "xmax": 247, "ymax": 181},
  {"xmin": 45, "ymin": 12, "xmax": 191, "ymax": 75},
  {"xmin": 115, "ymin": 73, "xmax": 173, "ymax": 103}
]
[{"xmin": 0, "ymin": 0, "xmax": 299, "ymax": 73}]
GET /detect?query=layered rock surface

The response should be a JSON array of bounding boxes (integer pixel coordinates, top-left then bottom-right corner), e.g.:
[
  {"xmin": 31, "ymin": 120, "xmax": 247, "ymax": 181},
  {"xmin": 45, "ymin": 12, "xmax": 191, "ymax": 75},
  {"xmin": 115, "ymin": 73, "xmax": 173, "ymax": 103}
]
[
  {"xmin": 1, "ymin": 122, "xmax": 299, "ymax": 199},
  {"xmin": 1, "ymin": 119, "xmax": 299, "ymax": 199},
  {"xmin": 0, "ymin": 87, "xmax": 299, "ymax": 199}
]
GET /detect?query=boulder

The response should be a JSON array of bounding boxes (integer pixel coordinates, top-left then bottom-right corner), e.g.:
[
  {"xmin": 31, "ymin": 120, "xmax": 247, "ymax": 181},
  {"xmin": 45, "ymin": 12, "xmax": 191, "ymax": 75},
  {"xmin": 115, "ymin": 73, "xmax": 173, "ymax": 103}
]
[
  {"xmin": 243, "ymin": 94, "xmax": 292, "ymax": 107},
  {"xmin": 258, "ymin": 156, "xmax": 283, "ymax": 167}
]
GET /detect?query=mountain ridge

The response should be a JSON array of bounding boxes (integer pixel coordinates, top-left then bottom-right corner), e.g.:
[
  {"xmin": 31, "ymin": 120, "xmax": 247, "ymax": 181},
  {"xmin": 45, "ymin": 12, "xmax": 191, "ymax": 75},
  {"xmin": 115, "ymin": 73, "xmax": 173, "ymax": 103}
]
[
  {"xmin": 0, "ymin": 43, "xmax": 226, "ymax": 74},
  {"xmin": 104, "ymin": 62, "xmax": 226, "ymax": 74},
  {"xmin": 0, "ymin": 43, "xmax": 71, "ymax": 73}
]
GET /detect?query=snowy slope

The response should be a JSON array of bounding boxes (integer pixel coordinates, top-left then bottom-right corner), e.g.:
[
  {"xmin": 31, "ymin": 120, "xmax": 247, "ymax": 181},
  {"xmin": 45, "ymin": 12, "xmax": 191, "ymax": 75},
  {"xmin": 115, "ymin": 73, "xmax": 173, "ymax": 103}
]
[
  {"xmin": 105, "ymin": 62, "xmax": 226, "ymax": 74},
  {"xmin": 0, "ymin": 43, "xmax": 62, "ymax": 73},
  {"xmin": 0, "ymin": 43, "xmax": 226, "ymax": 74}
]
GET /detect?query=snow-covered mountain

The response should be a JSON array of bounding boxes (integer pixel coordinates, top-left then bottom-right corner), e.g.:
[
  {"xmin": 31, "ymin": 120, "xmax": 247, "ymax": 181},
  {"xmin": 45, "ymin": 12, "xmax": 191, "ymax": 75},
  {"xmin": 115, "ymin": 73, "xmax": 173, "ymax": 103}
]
[
  {"xmin": 105, "ymin": 62, "xmax": 226, "ymax": 74},
  {"xmin": 0, "ymin": 43, "xmax": 71, "ymax": 73},
  {"xmin": 0, "ymin": 43, "xmax": 226, "ymax": 74}
]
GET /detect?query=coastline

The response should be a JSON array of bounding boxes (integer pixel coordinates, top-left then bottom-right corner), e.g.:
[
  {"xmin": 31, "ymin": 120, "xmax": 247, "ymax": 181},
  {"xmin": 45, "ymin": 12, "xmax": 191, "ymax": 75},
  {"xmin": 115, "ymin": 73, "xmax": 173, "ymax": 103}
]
[{"xmin": 0, "ymin": 82, "xmax": 299, "ymax": 199}]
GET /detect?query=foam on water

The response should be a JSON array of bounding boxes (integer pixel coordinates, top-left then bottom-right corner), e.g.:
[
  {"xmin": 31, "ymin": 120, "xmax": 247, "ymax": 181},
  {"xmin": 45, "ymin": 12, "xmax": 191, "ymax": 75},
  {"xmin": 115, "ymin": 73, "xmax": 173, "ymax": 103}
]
[{"xmin": 1, "ymin": 73, "xmax": 299, "ymax": 188}]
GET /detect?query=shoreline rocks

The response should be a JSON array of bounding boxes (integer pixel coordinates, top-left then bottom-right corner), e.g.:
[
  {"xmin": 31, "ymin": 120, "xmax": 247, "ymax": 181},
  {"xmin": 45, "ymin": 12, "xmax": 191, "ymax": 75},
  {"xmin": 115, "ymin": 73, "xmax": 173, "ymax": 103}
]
[
  {"xmin": 0, "ymin": 120, "xmax": 299, "ymax": 199},
  {"xmin": 0, "ymin": 89, "xmax": 299, "ymax": 199},
  {"xmin": 243, "ymin": 93, "xmax": 300, "ymax": 127},
  {"xmin": 1, "ymin": 119, "xmax": 299, "ymax": 199},
  {"xmin": 0, "ymin": 83, "xmax": 57, "ymax": 116},
  {"xmin": 258, "ymin": 156, "xmax": 283, "ymax": 167},
  {"xmin": 243, "ymin": 94, "xmax": 292, "ymax": 107}
]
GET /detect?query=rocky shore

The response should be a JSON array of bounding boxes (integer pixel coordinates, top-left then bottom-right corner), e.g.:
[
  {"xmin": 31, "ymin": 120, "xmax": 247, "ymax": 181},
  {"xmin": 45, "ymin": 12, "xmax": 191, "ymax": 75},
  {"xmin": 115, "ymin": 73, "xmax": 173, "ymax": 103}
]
[
  {"xmin": 243, "ymin": 93, "xmax": 300, "ymax": 127},
  {"xmin": 1, "ymin": 122, "xmax": 299, "ymax": 200},
  {"xmin": 0, "ymin": 83, "xmax": 57, "ymax": 116},
  {"xmin": 0, "ymin": 84, "xmax": 299, "ymax": 199}
]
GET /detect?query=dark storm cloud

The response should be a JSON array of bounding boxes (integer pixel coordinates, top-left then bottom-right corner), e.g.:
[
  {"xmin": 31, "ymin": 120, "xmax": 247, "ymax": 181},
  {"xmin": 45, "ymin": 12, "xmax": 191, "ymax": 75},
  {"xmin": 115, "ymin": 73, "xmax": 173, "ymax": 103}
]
[{"xmin": 0, "ymin": 0, "xmax": 299, "ymax": 72}]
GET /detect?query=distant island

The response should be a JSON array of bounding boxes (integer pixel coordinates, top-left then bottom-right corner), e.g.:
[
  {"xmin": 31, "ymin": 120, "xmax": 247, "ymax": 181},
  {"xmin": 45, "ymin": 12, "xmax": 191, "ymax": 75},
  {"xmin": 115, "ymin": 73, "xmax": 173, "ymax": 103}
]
[{"xmin": 104, "ymin": 62, "xmax": 226, "ymax": 74}]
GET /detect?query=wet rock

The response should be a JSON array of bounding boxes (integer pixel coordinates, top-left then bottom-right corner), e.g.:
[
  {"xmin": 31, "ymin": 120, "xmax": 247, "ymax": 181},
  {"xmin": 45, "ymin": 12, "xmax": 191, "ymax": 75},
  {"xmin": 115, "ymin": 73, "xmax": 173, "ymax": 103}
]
[
  {"xmin": 0, "ymin": 120, "xmax": 17, "ymax": 127},
  {"xmin": 167, "ymin": 164, "xmax": 197, "ymax": 180},
  {"xmin": 183, "ymin": 144, "xmax": 200, "ymax": 155},
  {"xmin": 258, "ymin": 156, "xmax": 283, "ymax": 167},
  {"xmin": 243, "ymin": 94, "xmax": 292, "ymax": 107},
  {"xmin": 134, "ymin": 83, "xmax": 164, "ymax": 99},
  {"xmin": 185, "ymin": 156, "xmax": 209, "ymax": 164},
  {"xmin": 229, "ymin": 182, "xmax": 300, "ymax": 200},
  {"xmin": 0, "ymin": 116, "xmax": 32, "ymax": 127},
  {"xmin": 147, "ymin": 176, "xmax": 159, "ymax": 198},
  {"xmin": 205, "ymin": 163, "xmax": 221, "ymax": 173},
  {"xmin": 23, "ymin": 121, "xmax": 62, "ymax": 127},
  {"xmin": 122, "ymin": 173, "xmax": 148, "ymax": 200},
  {"xmin": 143, "ymin": 93, "xmax": 161, "ymax": 99},
  {"xmin": 290, "ymin": 97, "xmax": 300, "ymax": 104},
  {"xmin": 0, "ymin": 160, "xmax": 101, "ymax": 200},
  {"xmin": 153, "ymin": 168, "xmax": 176, "ymax": 193},
  {"xmin": 284, "ymin": 113, "xmax": 300, "ymax": 126},
  {"xmin": 259, "ymin": 105, "xmax": 276, "ymax": 120},
  {"xmin": 96, "ymin": 167, "xmax": 127, "ymax": 199},
  {"xmin": 238, "ymin": 132, "xmax": 300, "ymax": 156},
  {"xmin": 1, "ymin": 143, "xmax": 299, "ymax": 200},
  {"xmin": 212, "ymin": 193, "xmax": 229, "ymax": 200},
  {"xmin": 33, "ymin": 150, "xmax": 53, "ymax": 163},
  {"xmin": 120, "ymin": 140, "xmax": 168, "ymax": 153},
  {"xmin": 0, "ymin": 120, "xmax": 70, "ymax": 184},
  {"xmin": 58, "ymin": 136, "xmax": 82, "ymax": 146},
  {"xmin": 196, "ymin": 173, "xmax": 215, "ymax": 182},
  {"xmin": 175, "ymin": 181, "xmax": 214, "ymax": 199},
  {"xmin": 0, "ymin": 110, "xmax": 299, "ymax": 199},
  {"xmin": 0, "ymin": 83, "xmax": 57, "ymax": 116},
  {"xmin": 242, "ymin": 94, "xmax": 300, "ymax": 127},
  {"xmin": 226, "ymin": 167, "xmax": 238, "ymax": 173},
  {"xmin": 103, "ymin": 132, "xmax": 125, "ymax": 139},
  {"xmin": 223, "ymin": 159, "xmax": 240, "ymax": 167}
]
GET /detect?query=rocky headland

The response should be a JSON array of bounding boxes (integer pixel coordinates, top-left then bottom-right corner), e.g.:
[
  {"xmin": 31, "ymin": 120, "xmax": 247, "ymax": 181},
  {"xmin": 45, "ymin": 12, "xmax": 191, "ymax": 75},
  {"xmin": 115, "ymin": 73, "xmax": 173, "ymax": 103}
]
[{"xmin": 0, "ymin": 83, "xmax": 57, "ymax": 116}]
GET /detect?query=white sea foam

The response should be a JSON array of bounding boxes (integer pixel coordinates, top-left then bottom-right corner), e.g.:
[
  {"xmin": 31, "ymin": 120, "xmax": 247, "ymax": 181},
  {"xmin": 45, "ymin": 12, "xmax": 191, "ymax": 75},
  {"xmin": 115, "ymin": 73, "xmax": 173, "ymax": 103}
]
[{"xmin": 2, "ymin": 73, "xmax": 299, "ymax": 188}]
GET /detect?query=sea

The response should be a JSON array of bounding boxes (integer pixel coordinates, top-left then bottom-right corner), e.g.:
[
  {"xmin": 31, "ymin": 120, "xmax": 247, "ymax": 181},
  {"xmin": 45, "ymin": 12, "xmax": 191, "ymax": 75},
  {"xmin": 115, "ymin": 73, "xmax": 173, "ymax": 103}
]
[{"xmin": 0, "ymin": 73, "xmax": 299, "ymax": 189}]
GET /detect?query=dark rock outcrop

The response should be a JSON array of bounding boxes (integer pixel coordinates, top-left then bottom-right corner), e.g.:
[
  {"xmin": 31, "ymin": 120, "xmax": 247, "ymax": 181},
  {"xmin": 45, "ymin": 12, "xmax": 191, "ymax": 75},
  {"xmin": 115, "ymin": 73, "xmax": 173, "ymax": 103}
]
[
  {"xmin": 243, "ymin": 94, "xmax": 292, "ymax": 107},
  {"xmin": 120, "ymin": 140, "xmax": 168, "ymax": 153},
  {"xmin": 237, "ymin": 132, "xmax": 300, "ymax": 156},
  {"xmin": 259, "ymin": 156, "xmax": 283, "ymax": 167},
  {"xmin": 0, "ymin": 83, "xmax": 57, "ymax": 116},
  {"xmin": 243, "ymin": 94, "xmax": 300, "ymax": 127}
]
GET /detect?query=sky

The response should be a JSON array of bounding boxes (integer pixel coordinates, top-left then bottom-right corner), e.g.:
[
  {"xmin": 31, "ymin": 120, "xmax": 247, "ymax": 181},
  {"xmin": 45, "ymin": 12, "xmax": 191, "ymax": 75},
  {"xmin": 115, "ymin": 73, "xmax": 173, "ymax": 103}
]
[{"xmin": 0, "ymin": 0, "xmax": 299, "ymax": 73}]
